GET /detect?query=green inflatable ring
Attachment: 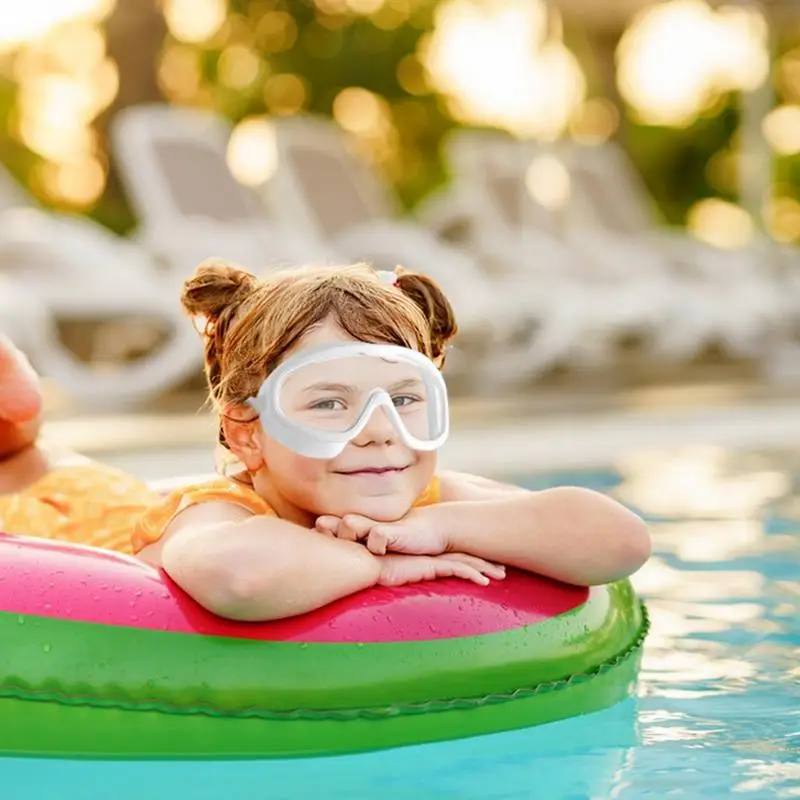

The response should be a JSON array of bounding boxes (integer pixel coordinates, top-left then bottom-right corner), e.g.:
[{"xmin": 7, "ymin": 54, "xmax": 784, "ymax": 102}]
[{"xmin": 0, "ymin": 533, "xmax": 648, "ymax": 758}]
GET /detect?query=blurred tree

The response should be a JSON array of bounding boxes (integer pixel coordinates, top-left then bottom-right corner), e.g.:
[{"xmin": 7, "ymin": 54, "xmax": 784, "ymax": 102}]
[
  {"xmin": 97, "ymin": 0, "xmax": 167, "ymax": 232},
  {"xmin": 0, "ymin": 0, "xmax": 796, "ymax": 244}
]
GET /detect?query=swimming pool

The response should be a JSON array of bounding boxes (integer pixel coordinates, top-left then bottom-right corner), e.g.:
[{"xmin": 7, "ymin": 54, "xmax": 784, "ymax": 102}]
[{"xmin": 2, "ymin": 445, "xmax": 797, "ymax": 798}]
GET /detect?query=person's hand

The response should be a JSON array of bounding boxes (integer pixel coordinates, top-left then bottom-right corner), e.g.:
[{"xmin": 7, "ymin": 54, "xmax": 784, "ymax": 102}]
[
  {"xmin": 376, "ymin": 552, "xmax": 505, "ymax": 587},
  {"xmin": 315, "ymin": 508, "xmax": 447, "ymax": 556}
]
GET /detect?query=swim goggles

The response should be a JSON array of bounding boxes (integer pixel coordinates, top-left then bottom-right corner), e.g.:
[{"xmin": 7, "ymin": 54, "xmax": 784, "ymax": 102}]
[{"xmin": 246, "ymin": 342, "xmax": 449, "ymax": 459}]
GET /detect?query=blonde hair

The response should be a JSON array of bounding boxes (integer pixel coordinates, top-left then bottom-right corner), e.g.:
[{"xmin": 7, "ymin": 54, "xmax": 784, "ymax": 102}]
[{"xmin": 181, "ymin": 260, "xmax": 458, "ymax": 449}]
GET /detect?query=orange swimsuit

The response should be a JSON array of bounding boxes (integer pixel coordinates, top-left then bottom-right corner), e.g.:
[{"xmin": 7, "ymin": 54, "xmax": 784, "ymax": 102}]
[
  {"xmin": 0, "ymin": 462, "xmax": 160, "ymax": 554},
  {"xmin": 132, "ymin": 475, "xmax": 442, "ymax": 554},
  {"xmin": 0, "ymin": 462, "xmax": 441, "ymax": 555}
]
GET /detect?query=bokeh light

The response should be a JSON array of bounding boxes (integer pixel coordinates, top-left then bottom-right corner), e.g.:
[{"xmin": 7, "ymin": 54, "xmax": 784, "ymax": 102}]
[
  {"xmin": 217, "ymin": 44, "xmax": 262, "ymax": 91},
  {"xmin": 569, "ymin": 97, "xmax": 620, "ymax": 144},
  {"xmin": 762, "ymin": 105, "xmax": 800, "ymax": 156},
  {"xmin": 766, "ymin": 196, "xmax": 800, "ymax": 244},
  {"xmin": 7, "ymin": 6, "xmax": 117, "ymax": 209},
  {"xmin": 263, "ymin": 73, "xmax": 308, "ymax": 116},
  {"xmin": 617, "ymin": 0, "xmax": 769, "ymax": 127},
  {"xmin": 778, "ymin": 47, "xmax": 800, "ymax": 102},
  {"xmin": 0, "ymin": 0, "xmax": 113, "ymax": 49},
  {"xmin": 333, "ymin": 86, "xmax": 399, "ymax": 168},
  {"xmin": 157, "ymin": 43, "xmax": 203, "ymax": 102},
  {"xmin": 687, "ymin": 198, "xmax": 755, "ymax": 250},
  {"xmin": 162, "ymin": 0, "xmax": 227, "ymax": 45},
  {"xmin": 525, "ymin": 155, "xmax": 571, "ymax": 210},
  {"xmin": 255, "ymin": 11, "xmax": 298, "ymax": 54},
  {"xmin": 421, "ymin": 0, "xmax": 585, "ymax": 140},
  {"xmin": 346, "ymin": 0, "xmax": 385, "ymax": 13},
  {"xmin": 226, "ymin": 117, "xmax": 277, "ymax": 187}
]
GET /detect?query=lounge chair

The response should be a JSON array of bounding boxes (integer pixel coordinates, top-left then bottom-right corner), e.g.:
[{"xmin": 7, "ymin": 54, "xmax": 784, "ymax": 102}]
[
  {"xmin": 110, "ymin": 104, "xmax": 326, "ymax": 288},
  {"xmin": 420, "ymin": 130, "xmax": 693, "ymax": 363},
  {"xmin": 425, "ymin": 129, "xmax": 784, "ymax": 363},
  {"xmin": 559, "ymin": 139, "xmax": 786, "ymax": 359},
  {"xmin": 0, "ymin": 169, "xmax": 205, "ymax": 411},
  {"xmin": 262, "ymin": 114, "xmax": 603, "ymax": 385}
]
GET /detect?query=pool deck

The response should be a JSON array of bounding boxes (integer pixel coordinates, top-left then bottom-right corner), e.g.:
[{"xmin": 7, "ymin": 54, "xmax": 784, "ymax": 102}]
[{"xmin": 41, "ymin": 377, "xmax": 800, "ymax": 480}]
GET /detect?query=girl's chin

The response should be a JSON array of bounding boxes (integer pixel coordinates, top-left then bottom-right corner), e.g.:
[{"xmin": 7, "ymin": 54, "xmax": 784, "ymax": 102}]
[{"xmin": 335, "ymin": 495, "xmax": 413, "ymax": 523}]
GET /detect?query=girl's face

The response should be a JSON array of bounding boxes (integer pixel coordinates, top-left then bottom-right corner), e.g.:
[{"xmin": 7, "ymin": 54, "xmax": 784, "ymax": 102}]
[{"xmin": 233, "ymin": 317, "xmax": 438, "ymax": 527}]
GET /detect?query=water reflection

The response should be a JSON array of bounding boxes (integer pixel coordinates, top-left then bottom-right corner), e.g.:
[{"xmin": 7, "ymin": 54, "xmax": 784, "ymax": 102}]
[
  {"xmin": 2, "ymin": 448, "xmax": 798, "ymax": 799},
  {"xmin": 529, "ymin": 448, "xmax": 800, "ymax": 798},
  {"xmin": 615, "ymin": 446, "xmax": 791, "ymax": 520}
]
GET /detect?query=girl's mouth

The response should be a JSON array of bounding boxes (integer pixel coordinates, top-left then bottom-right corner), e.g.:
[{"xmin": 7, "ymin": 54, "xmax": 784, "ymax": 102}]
[{"xmin": 337, "ymin": 466, "xmax": 408, "ymax": 476}]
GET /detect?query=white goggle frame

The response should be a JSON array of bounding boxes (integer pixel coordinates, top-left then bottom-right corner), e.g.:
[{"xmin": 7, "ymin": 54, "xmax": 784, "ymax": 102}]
[{"xmin": 246, "ymin": 342, "xmax": 449, "ymax": 460}]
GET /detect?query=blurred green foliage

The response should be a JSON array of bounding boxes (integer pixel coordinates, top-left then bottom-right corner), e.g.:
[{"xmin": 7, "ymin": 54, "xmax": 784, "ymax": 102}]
[{"xmin": 0, "ymin": 0, "xmax": 797, "ymax": 238}]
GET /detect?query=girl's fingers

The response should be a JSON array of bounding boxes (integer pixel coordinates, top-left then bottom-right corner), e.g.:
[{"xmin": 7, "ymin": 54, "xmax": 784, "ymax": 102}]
[
  {"xmin": 447, "ymin": 552, "xmax": 506, "ymax": 579},
  {"xmin": 433, "ymin": 558, "xmax": 490, "ymax": 586},
  {"xmin": 336, "ymin": 514, "xmax": 374, "ymax": 542},
  {"xmin": 314, "ymin": 516, "xmax": 340, "ymax": 536},
  {"xmin": 366, "ymin": 528, "xmax": 391, "ymax": 555}
]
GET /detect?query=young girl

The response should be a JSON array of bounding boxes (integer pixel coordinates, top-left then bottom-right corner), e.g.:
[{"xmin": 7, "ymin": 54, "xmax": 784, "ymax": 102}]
[{"xmin": 0, "ymin": 261, "xmax": 650, "ymax": 622}]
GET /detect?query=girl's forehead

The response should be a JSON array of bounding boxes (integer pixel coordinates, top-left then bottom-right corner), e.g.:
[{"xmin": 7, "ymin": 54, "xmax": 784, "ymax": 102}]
[
  {"xmin": 278, "ymin": 315, "xmax": 421, "ymax": 369},
  {"xmin": 296, "ymin": 318, "xmax": 356, "ymax": 350}
]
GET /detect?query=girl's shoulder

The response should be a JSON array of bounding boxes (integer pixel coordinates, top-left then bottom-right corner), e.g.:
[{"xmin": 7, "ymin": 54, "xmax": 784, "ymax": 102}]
[
  {"xmin": 437, "ymin": 471, "xmax": 529, "ymax": 502},
  {"xmin": 131, "ymin": 476, "xmax": 274, "ymax": 554}
]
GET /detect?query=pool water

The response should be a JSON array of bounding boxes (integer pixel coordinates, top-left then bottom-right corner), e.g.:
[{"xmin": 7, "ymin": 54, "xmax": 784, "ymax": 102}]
[{"xmin": 3, "ymin": 446, "xmax": 798, "ymax": 798}]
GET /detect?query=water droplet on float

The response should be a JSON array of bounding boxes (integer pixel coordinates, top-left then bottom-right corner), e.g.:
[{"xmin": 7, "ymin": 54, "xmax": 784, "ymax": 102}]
[
  {"xmin": 356, "ymin": 642, "xmax": 364, "ymax": 648},
  {"xmin": 16, "ymin": 616, "xmax": 24, "ymax": 625},
  {"xmin": 134, "ymin": 590, "xmax": 143, "ymax": 598},
  {"xmin": 299, "ymin": 643, "xmax": 308, "ymax": 650},
  {"xmin": 43, "ymin": 644, "xmax": 51, "ymax": 653}
]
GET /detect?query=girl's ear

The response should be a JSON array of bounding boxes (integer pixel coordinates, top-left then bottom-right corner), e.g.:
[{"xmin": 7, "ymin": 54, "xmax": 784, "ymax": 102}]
[{"xmin": 221, "ymin": 408, "xmax": 264, "ymax": 472}]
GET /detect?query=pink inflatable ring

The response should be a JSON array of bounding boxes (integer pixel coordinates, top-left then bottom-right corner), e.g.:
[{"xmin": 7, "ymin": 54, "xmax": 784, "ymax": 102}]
[{"xmin": 0, "ymin": 480, "xmax": 648, "ymax": 758}]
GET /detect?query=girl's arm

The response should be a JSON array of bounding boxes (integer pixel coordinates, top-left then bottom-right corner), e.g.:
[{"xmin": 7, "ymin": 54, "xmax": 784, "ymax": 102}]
[
  {"xmin": 436, "ymin": 474, "xmax": 650, "ymax": 586},
  {"xmin": 138, "ymin": 503, "xmax": 501, "ymax": 621},
  {"xmin": 138, "ymin": 503, "xmax": 381, "ymax": 621}
]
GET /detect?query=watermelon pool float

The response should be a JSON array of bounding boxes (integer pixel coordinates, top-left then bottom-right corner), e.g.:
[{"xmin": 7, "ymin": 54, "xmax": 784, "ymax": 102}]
[{"xmin": 0, "ymin": 526, "xmax": 648, "ymax": 759}]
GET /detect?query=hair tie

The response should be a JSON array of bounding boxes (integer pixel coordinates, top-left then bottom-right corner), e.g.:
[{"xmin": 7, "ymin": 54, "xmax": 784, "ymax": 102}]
[{"xmin": 377, "ymin": 270, "xmax": 400, "ymax": 288}]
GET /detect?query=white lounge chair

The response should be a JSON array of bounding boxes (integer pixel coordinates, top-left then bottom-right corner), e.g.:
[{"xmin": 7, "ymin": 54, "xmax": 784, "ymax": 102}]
[
  {"xmin": 111, "ymin": 107, "xmax": 542, "ymax": 387},
  {"xmin": 559, "ymin": 140, "xmax": 786, "ymax": 359},
  {"xmin": 0, "ymin": 274, "xmax": 46, "ymax": 348},
  {"xmin": 420, "ymin": 130, "xmax": 690, "ymax": 364},
  {"xmin": 0, "ymin": 170, "xmax": 206, "ymax": 411},
  {"xmin": 0, "ymin": 266, "xmax": 202, "ymax": 413},
  {"xmin": 110, "ymin": 104, "xmax": 326, "ymax": 288},
  {"xmin": 262, "ymin": 114, "xmax": 604, "ymax": 385},
  {"xmin": 428, "ymin": 129, "xmax": 782, "ymax": 363}
]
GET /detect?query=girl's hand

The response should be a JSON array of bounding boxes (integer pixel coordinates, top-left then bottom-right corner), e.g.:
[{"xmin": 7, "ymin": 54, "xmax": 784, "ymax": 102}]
[
  {"xmin": 316, "ymin": 509, "xmax": 448, "ymax": 556},
  {"xmin": 376, "ymin": 552, "xmax": 505, "ymax": 587}
]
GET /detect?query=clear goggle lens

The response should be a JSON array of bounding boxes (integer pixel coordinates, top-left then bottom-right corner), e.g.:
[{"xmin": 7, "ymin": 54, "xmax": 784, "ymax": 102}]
[{"xmin": 278, "ymin": 354, "xmax": 440, "ymax": 441}]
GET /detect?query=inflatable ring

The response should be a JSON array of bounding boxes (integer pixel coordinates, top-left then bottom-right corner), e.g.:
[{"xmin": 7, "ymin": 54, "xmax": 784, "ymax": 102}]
[{"xmin": 0, "ymin": 532, "xmax": 648, "ymax": 758}]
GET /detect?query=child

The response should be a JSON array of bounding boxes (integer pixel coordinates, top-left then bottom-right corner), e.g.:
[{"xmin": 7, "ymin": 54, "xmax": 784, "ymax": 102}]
[
  {"xmin": 0, "ymin": 261, "xmax": 650, "ymax": 622},
  {"xmin": 0, "ymin": 335, "xmax": 161, "ymax": 550}
]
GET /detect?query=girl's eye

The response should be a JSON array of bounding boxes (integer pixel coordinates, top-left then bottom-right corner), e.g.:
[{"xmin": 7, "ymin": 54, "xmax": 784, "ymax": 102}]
[
  {"xmin": 310, "ymin": 398, "xmax": 345, "ymax": 411},
  {"xmin": 392, "ymin": 394, "xmax": 420, "ymax": 408}
]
